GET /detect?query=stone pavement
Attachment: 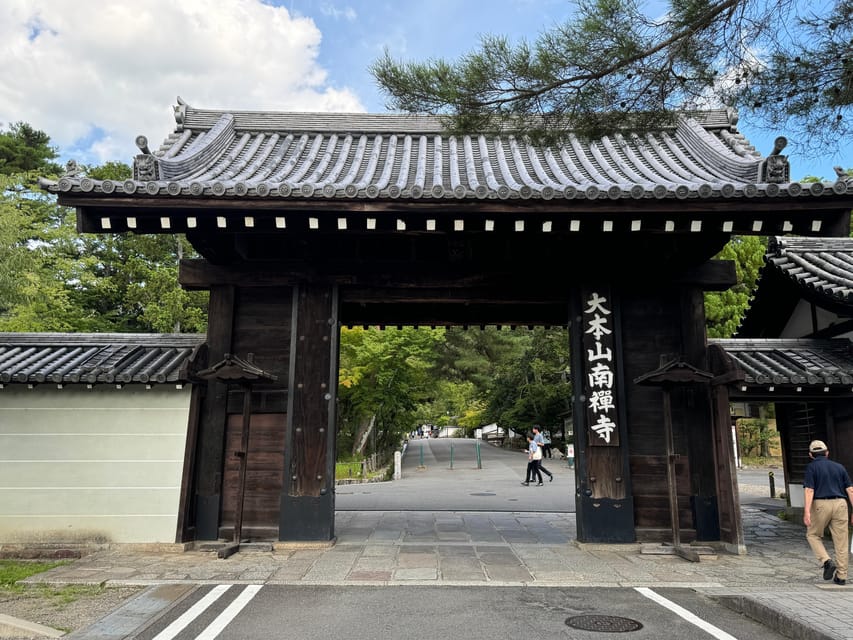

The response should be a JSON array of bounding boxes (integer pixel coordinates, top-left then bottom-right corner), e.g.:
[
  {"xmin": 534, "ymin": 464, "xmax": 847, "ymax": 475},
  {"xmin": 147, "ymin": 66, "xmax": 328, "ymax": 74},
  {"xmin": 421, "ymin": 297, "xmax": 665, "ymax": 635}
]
[{"xmin": 14, "ymin": 502, "xmax": 853, "ymax": 640}]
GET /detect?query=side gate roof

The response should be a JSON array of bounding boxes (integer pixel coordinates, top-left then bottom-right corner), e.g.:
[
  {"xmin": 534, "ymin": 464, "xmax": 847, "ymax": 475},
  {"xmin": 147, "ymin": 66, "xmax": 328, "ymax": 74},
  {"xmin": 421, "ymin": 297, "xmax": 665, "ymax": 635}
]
[
  {"xmin": 0, "ymin": 333, "xmax": 205, "ymax": 386},
  {"xmin": 738, "ymin": 237, "xmax": 853, "ymax": 337},
  {"xmin": 3, "ymin": 332, "xmax": 850, "ymax": 398},
  {"xmin": 709, "ymin": 338, "xmax": 853, "ymax": 398}
]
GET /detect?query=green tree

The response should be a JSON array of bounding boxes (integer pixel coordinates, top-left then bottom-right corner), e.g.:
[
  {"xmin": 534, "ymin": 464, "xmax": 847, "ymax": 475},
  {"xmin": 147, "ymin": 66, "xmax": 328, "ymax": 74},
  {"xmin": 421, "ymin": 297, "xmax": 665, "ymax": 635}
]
[
  {"xmin": 481, "ymin": 328, "xmax": 572, "ymax": 436},
  {"xmin": 0, "ymin": 122, "xmax": 61, "ymax": 176},
  {"xmin": 0, "ymin": 148, "xmax": 208, "ymax": 333},
  {"xmin": 372, "ymin": 0, "xmax": 853, "ymax": 153},
  {"xmin": 705, "ymin": 235, "xmax": 766, "ymax": 338},
  {"xmin": 337, "ymin": 326, "xmax": 445, "ymax": 457},
  {"xmin": 0, "ymin": 123, "xmax": 70, "ymax": 327}
]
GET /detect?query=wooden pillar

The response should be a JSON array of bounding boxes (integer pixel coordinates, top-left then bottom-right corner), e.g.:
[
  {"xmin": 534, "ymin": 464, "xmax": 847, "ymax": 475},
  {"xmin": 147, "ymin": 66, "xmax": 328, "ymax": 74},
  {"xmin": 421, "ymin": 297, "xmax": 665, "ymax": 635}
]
[
  {"xmin": 572, "ymin": 286, "xmax": 635, "ymax": 543},
  {"xmin": 680, "ymin": 287, "xmax": 720, "ymax": 541},
  {"xmin": 194, "ymin": 285, "xmax": 235, "ymax": 540},
  {"xmin": 279, "ymin": 283, "xmax": 339, "ymax": 541},
  {"xmin": 710, "ymin": 380, "xmax": 745, "ymax": 552}
]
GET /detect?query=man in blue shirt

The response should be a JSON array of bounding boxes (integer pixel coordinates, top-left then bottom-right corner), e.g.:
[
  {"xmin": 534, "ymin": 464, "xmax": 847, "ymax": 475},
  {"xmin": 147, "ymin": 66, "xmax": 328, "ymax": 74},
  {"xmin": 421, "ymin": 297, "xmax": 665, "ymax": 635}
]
[{"xmin": 803, "ymin": 439, "xmax": 853, "ymax": 585}]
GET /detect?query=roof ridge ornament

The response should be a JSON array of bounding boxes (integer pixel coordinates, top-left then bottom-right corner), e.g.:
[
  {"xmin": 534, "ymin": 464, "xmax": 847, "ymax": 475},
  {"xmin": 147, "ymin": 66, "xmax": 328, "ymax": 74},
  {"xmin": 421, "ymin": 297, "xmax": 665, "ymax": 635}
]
[
  {"xmin": 61, "ymin": 159, "xmax": 84, "ymax": 178},
  {"xmin": 758, "ymin": 136, "xmax": 789, "ymax": 184},
  {"xmin": 726, "ymin": 107, "xmax": 739, "ymax": 127},
  {"xmin": 174, "ymin": 97, "xmax": 188, "ymax": 129},
  {"xmin": 133, "ymin": 134, "xmax": 159, "ymax": 181},
  {"xmin": 835, "ymin": 166, "xmax": 853, "ymax": 185}
]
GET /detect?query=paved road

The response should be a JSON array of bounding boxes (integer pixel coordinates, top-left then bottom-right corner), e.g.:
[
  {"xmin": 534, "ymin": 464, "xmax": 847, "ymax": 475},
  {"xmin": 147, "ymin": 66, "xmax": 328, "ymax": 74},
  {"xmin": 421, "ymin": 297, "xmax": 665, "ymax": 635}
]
[
  {"xmin": 131, "ymin": 584, "xmax": 788, "ymax": 640},
  {"xmin": 54, "ymin": 442, "xmax": 803, "ymax": 640},
  {"xmin": 336, "ymin": 438, "xmax": 780, "ymax": 513},
  {"xmin": 337, "ymin": 437, "xmax": 575, "ymax": 512}
]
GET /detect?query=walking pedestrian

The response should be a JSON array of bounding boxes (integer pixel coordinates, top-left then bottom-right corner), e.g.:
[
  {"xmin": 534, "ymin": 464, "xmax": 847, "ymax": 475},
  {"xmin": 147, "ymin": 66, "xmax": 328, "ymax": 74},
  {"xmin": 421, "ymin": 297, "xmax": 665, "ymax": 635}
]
[
  {"xmin": 803, "ymin": 439, "xmax": 853, "ymax": 585},
  {"xmin": 521, "ymin": 434, "xmax": 543, "ymax": 486},
  {"xmin": 532, "ymin": 425, "xmax": 553, "ymax": 482},
  {"xmin": 542, "ymin": 429, "xmax": 553, "ymax": 458}
]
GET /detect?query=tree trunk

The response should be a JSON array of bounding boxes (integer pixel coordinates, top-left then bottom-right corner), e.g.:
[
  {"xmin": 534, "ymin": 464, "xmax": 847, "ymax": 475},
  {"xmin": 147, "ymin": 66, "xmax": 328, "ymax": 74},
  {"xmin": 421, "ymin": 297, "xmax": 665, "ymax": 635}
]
[{"xmin": 352, "ymin": 414, "xmax": 376, "ymax": 457}]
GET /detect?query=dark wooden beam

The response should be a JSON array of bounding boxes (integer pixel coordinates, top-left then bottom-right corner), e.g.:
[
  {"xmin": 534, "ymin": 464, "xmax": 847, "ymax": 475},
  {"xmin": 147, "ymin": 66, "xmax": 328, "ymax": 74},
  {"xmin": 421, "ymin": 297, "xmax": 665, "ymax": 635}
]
[
  {"xmin": 65, "ymin": 194, "xmax": 853, "ymax": 218},
  {"xmin": 193, "ymin": 285, "xmax": 235, "ymax": 540}
]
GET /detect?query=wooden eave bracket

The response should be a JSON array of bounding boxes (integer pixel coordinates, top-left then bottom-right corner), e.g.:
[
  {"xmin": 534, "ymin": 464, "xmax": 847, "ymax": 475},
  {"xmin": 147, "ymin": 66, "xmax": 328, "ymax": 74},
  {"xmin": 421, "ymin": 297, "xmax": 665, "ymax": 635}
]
[
  {"xmin": 634, "ymin": 357, "xmax": 714, "ymax": 387},
  {"xmin": 195, "ymin": 352, "xmax": 278, "ymax": 384}
]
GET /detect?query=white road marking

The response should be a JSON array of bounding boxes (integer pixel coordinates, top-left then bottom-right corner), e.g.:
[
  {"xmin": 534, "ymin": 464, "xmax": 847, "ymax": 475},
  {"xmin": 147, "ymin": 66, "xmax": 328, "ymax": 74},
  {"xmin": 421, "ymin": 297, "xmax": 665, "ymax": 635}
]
[
  {"xmin": 635, "ymin": 587, "xmax": 739, "ymax": 640},
  {"xmin": 152, "ymin": 585, "xmax": 232, "ymax": 640},
  {"xmin": 194, "ymin": 584, "xmax": 263, "ymax": 640}
]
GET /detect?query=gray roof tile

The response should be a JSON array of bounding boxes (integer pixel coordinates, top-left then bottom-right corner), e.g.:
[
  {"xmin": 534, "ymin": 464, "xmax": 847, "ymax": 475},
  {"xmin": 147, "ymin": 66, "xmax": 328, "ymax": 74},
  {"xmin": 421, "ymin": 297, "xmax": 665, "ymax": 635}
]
[
  {"xmin": 766, "ymin": 236, "xmax": 853, "ymax": 302},
  {"xmin": 736, "ymin": 237, "xmax": 853, "ymax": 338},
  {"xmin": 0, "ymin": 333, "xmax": 204, "ymax": 386},
  {"xmin": 710, "ymin": 338, "xmax": 853, "ymax": 390},
  {"xmin": 42, "ymin": 101, "xmax": 853, "ymax": 202}
]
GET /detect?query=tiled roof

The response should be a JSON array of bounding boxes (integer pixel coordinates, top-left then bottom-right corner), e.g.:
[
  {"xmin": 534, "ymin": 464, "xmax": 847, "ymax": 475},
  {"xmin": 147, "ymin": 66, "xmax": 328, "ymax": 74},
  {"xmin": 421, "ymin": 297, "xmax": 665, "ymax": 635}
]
[
  {"xmin": 736, "ymin": 236, "xmax": 853, "ymax": 338},
  {"xmin": 0, "ymin": 333, "xmax": 205, "ymax": 386},
  {"xmin": 765, "ymin": 236, "xmax": 853, "ymax": 303},
  {"xmin": 41, "ymin": 100, "xmax": 853, "ymax": 203},
  {"xmin": 710, "ymin": 338, "xmax": 853, "ymax": 392}
]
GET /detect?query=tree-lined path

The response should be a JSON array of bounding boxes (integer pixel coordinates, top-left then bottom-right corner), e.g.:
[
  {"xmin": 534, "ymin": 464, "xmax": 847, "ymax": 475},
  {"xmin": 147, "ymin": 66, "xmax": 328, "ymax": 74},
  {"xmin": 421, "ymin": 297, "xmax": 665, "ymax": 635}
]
[{"xmin": 335, "ymin": 437, "xmax": 576, "ymax": 512}]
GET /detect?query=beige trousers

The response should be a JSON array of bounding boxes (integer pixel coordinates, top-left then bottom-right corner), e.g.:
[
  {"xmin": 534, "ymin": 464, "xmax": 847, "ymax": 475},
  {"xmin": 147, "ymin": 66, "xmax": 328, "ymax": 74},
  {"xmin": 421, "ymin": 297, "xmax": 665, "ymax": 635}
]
[{"xmin": 806, "ymin": 498, "xmax": 849, "ymax": 579}]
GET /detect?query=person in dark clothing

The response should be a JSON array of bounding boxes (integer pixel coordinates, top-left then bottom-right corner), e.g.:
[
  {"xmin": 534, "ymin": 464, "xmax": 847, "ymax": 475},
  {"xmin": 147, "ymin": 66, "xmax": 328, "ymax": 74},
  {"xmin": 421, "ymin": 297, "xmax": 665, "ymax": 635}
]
[
  {"xmin": 542, "ymin": 429, "xmax": 553, "ymax": 458},
  {"xmin": 803, "ymin": 439, "xmax": 853, "ymax": 585}
]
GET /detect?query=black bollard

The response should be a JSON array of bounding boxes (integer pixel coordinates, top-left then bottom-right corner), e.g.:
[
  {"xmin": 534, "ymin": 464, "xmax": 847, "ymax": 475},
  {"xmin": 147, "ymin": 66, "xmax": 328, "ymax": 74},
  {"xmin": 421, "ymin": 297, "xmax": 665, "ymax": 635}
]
[{"xmin": 768, "ymin": 471, "xmax": 776, "ymax": 498}]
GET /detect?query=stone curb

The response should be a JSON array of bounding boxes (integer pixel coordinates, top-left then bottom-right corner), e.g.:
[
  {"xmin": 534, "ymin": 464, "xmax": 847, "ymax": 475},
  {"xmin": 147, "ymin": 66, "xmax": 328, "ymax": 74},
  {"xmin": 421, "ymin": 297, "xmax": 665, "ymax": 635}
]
[
  {"xmin": 714, "ymin": 595, "xmax": 833, "ymax": 640},
  {"xmin": 0, "ymin": 613, "xmax": 64, "ymax": 638}
]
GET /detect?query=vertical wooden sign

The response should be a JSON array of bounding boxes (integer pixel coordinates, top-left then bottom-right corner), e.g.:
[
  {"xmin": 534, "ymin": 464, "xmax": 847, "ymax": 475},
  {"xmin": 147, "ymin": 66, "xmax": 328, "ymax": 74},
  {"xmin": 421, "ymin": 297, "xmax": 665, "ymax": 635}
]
[{"xmin": 581, "ymin": 287, "xmax": 620, "ymax": 446}]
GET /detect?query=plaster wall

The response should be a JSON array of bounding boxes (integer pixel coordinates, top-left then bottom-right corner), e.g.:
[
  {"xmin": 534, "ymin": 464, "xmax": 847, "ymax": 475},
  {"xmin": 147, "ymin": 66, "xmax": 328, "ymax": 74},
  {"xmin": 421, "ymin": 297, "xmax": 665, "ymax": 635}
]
[
  {"xmin": 0, "ymin": 385, "xmax": 191, "ymax": 544},
  {"xmin": 781, "ymin": 299, "xmax": 852, "ymax": 338}
]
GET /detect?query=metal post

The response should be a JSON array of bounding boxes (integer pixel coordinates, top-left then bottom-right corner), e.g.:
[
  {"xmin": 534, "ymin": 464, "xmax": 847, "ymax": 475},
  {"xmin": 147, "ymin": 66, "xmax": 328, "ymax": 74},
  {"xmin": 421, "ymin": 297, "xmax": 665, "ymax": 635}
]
[
  {"xmin": 450, "ymin": 443, "xmax": 454, "ymax": 469},
  {"xmin": 769, "ymin": 471, "xmax": 776, "ymax": 498},
  {"xmin": 476, "ymin": 440, "xmax": 482, "ymax": 469}
]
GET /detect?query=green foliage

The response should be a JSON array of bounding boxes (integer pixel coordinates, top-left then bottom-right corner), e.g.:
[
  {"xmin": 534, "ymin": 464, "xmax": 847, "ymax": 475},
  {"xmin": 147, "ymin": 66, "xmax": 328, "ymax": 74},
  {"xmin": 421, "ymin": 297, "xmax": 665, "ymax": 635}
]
[
  {"xmin": 335, "ymin": 461, "xmax": 365, "ymax": 480},
  {"xmin": 0, "ymin": 122, "xmax": 61, "ymax": 176},
  {"xmin": 372, "ymin": 0, "xmax": 853, "ymax": 153},
  {"xmin": 335, "ymin": 325, "xmax": 573, "ymax": 458},
  {"xmin": 337, "ymin": 326, "xmax": 445, "ymax": 456},
  {"xmin": 705, "ymin": 235, "xmax": 766, "ymax": 338},
  {"xmin": 737, "ymin": 418, "xmax": 778, "ymax": 457},
  {"xmin": 86, "ymin": 161, "xmax": 132, "ymax": 181},
  {"xmin": 0, "ymin": 560, "xmax": 67, "ymax": 590},
  {"xmin": 481, "ymin": 328, "xmax": 572, "ymax": 433},
  {"xmin": 0, "ymin": 143, "xmax": 208, "ymax": 333}
]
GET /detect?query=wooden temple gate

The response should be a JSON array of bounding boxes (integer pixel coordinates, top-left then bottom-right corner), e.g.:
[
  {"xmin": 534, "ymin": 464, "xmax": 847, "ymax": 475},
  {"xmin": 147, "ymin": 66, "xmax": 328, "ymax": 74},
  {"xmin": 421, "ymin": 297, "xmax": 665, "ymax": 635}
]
[{"xmin": 46, "ymin": 101, "xmax": 853, "ymax": 547}]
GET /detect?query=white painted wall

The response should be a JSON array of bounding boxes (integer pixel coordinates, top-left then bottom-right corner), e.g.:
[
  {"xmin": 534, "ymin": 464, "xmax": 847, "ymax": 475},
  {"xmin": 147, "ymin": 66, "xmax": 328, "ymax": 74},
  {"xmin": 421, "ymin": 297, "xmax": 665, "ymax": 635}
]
[
  {"xmin": 0, "ymin": 385, "xmax": 191, "ymax": 544},
  {"xmin": 781, "ymin": 299, "xmax": 853, "ymax": 339}
]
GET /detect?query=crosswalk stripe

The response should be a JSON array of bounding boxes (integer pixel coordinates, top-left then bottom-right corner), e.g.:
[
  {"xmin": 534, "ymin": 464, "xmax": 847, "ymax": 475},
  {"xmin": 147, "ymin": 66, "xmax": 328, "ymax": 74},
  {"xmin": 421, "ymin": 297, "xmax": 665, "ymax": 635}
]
[
  {"xmin": 635, "ymin": 587, "xmax": 739, "ymax": 640},
  {"xmin": 194, "ymin": 585, "xmax": 263, "ymax": 640},
  {"xmin": 152, "ymin": 585, "xmax": 232, "ymax": 640}
]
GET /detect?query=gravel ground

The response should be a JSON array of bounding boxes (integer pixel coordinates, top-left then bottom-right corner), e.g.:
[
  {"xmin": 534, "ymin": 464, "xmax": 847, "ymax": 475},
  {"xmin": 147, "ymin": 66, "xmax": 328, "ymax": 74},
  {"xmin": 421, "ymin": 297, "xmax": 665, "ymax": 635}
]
[{"xmin": 0, "ymin": 585, "xmax": 143, "ymax": 639}]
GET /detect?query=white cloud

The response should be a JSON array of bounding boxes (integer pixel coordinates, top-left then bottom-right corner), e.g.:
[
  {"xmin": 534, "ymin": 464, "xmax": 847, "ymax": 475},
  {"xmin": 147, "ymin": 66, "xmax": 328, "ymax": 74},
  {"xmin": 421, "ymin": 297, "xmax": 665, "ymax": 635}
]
[
  {"xmin": 0, "ymin": 0, "xmax": 365, "ymax": 165},
  {"xmin": 319, "ymin": 3, "xmax": 357, "ymax": 21}
]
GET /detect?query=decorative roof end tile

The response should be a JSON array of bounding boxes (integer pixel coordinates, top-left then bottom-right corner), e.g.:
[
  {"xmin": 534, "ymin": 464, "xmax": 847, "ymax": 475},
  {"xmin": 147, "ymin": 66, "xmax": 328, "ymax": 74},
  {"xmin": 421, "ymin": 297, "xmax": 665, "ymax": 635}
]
[{"xmin": 759, "ymin": 137, "xmax": 789, "ymax": 184}]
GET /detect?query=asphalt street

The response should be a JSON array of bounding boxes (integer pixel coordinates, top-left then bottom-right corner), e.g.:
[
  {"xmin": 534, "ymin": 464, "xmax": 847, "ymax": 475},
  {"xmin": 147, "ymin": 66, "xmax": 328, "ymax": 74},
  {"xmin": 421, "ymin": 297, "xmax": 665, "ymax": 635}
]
[
  {"xmin": 52, "ymin": 438, "xmax": 799, "ymax": 640},
  {"xmin": 132, "ymin": 584, "xmax": 789, "ymax": 640}
]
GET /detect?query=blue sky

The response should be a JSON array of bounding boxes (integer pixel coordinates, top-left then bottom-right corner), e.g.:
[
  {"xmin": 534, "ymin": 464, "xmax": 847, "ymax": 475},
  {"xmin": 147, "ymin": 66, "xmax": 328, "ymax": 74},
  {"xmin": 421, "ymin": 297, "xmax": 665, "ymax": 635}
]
[{"xmin": 1, "ymin": 0, "xmax": 849, "ymax": 180}]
